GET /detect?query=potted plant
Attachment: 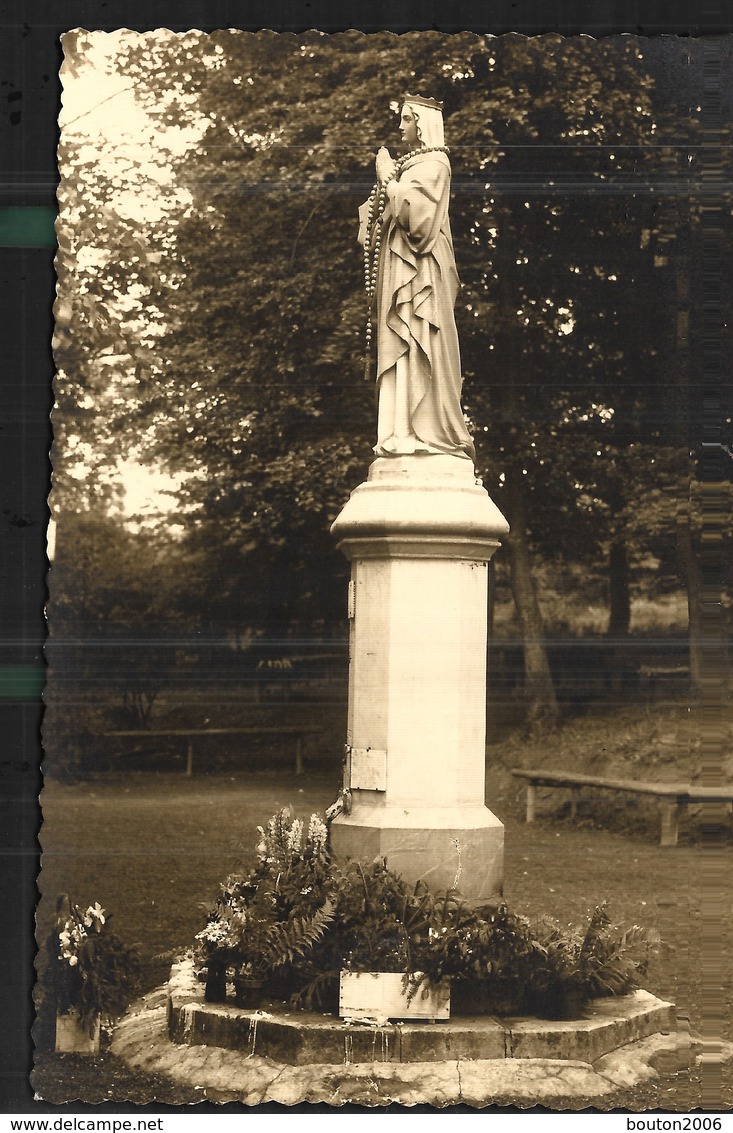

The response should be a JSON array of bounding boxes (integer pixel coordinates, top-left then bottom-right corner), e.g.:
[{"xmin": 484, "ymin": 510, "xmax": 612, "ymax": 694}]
[
  {"xmin": 50, "ymin": 894, "xmax": 140, "ymax": 1053},
  {"xmin": 195, "ymin": 913, "xmax": 234, "ymax": 1003},
  {"xmin": 415, "ymin": 896, "xmax": 538, "ymax": 1017},
  {"xmin": 285, "ymin": 858, "xmax": 452, "ymax": 1020},
  {"xmin": 522, "ymin": 904, "xmax": 661, "ymax": 1019},
  {"xmin": 277, "ymin": 855, "xmax": 537, "ymax": 1018},
  {"xmin": 232, "ymin": 963, "xmax": 267, "ymax": 1009},
  {"xmin": 195, "ymin": 810, "xmax": 335, "ymax": 1008},
  {"xmin": 337, "ymin": 861, "xmax": 451, "ymax": 1021},
  {"xmin": 228, "ymin": 899, "xmax": 335, "ymax": 1008}
]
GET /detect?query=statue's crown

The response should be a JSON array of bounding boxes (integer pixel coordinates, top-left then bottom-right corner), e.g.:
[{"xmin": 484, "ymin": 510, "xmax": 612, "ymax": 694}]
[{"xmin": 403, "ymin": 93, "xmax": 443, "ymax": 111}]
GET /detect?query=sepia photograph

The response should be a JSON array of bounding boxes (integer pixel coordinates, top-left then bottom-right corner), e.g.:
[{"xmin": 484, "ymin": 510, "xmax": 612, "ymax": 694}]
[{"xmin": 35, "ymin": 29, "xmax": 732, "ymax": 1111}]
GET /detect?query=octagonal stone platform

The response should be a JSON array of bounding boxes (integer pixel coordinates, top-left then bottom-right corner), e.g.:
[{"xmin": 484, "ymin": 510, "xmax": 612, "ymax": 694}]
[{"xmin": 167, "ymin": 959, "xmax": 675, "ymax": 1068}]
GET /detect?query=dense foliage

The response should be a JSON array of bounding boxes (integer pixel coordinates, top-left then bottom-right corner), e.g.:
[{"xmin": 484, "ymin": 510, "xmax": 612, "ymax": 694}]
[
  {"xmin": 195, "ymin": 810, "xmax": 335, "ymax": 983},
  {"xmin": 48, "ymin": 897, "xmax": 141, "ymax": 1035},
  {"xmin": 194, "ymin": 808, "xmax": 660, "ymax": 1019},
  {"xmin": 52, "ymin": 32, "xmax": 732, "ymax": 734}
]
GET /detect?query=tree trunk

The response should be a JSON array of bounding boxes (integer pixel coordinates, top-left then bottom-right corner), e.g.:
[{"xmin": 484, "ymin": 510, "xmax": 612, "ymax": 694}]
[
  {"xmin": 671, "ymin": 205, "xmax": 704, "ymax": 692},
  {"xmin": 607, "ymin": 537, "xmax": 631, "ymax": 638},
  {"xmin": 503, "ymin": 466, "xmax": 559, "ymax": 734},
  {"xmin": 677, "ymin": 509, "xmax": 704, "ymax": 690}
]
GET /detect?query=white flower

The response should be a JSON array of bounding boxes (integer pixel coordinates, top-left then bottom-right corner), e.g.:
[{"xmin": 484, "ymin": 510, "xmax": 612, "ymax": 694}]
[
  {"xmin": 196, "ymin": 921, "xmax": 228, "ymax": 944},
  {"xmin": 68, "ymin": 955, "xmax": 78, "ymax": 967},
  {"xmin": 286, "ymin": 818, "xmax": 303, "ymax": 855},
  {"xmin": 307, "ymin": 813, "xmax": 328, "ymax": 853}
]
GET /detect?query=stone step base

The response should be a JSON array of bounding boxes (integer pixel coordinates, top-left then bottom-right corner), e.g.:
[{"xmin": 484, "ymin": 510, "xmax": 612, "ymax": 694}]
[
  {"xmin": 111, "ymin": 984, "xmax": 729, "ymax": 1107},
  {"xmin": 167, "ymin": 959, "xmax": 674, "ymax": 1067}
]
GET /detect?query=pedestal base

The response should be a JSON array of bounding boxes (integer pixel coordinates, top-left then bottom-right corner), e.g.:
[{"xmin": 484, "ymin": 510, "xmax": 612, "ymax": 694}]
[{"xmin": 330, "ymin": 804, "xmax": 504, "ymax": 900}]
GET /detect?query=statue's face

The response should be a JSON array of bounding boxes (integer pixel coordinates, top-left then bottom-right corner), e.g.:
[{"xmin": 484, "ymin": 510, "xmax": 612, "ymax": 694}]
[{"xmin": 399, "ymin": 105, "xmax": 419, "ymax": 147}]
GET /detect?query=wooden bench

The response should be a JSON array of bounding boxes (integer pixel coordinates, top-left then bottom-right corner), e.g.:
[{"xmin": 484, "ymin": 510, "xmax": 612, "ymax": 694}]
[
  {"xmin": 105, "ymin": 726, "xmax": 323, "ymax": 777},
  {"xmin": 511, "ymin": 768, "xmax": 733, "ymax": 846}
]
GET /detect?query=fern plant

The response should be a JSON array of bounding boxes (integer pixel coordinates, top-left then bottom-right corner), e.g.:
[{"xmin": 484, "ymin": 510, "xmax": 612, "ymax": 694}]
[
  {"xmin": 194, "ymin": 809, "xmax": 661, "ymax": 1019},
  {"xmin": 195, "ymin": 808, "xmax": 335, "ymax": 984},
  {"xmin": 407, "ymin": 896, "xmax": 543, "ymax": 1009},
  {"xmin": 230, "ymin": 899, "xmax": 335, "ymax": 980},
  {"xmin": 522, "ymin": 903, "xmax": 661, "ymax": 1017},
  {"xmin": 288, "ymin": 859, "xmax": 423, "ymax": 1011}
]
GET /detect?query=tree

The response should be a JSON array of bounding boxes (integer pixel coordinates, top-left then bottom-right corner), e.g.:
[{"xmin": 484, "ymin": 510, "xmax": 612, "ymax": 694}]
[
  {"xmin": 48, "ymin": 511, "xmax": 201, "ymax": 730},
  {"xmin": 54, "ymin": 29, "xmax": 192, "ymax": 509},
  {"xmin": 637, "ymin": 37, "xmax": 733, "ymax": 690},
  {"xmin": 57, "ymin": 32, "xmax": 723, "ymax": 732},
  {"xmin": 106, "ymin": 33, "xmax": 673, "ymax": 721}
]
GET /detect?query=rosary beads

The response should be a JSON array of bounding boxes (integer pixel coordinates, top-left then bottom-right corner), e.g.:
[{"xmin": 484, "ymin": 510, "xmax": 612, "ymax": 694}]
[{"xmin": 363, "ymin": 145, "xmax": 450, "ymax": 361}]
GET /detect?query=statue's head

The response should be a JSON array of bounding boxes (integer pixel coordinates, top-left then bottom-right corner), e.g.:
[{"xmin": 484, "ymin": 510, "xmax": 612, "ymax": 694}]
[{"xmin": 401, "ymin": 94, "xmax": 445, "ymax": 148}]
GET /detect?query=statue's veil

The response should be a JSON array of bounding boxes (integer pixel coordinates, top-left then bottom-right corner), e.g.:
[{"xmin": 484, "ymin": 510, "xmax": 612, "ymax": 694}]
[{"xmin": 405, "ymin": 101, "xmax": 445, "ymax": 148}]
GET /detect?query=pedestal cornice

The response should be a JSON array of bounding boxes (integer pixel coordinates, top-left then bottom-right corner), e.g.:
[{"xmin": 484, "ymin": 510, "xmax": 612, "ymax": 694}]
[{"xmin": 331, "ymin": 455, "xmax": 509, "ymax": 561}]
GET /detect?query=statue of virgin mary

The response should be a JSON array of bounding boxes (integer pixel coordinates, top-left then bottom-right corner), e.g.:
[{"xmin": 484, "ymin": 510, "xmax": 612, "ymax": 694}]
[{"xmin": 359, "ymin": 95, "xmax": 475, "ymax": 462}]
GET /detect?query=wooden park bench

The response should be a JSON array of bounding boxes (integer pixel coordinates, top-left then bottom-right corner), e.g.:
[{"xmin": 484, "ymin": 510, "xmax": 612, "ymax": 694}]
[
  {"xmin": 105, "ymin": 725, "xmax": 323, "ymax": 777},
  {"xmin": 511, "ymin": 768, "xmax": 733, "ymax": 846}
]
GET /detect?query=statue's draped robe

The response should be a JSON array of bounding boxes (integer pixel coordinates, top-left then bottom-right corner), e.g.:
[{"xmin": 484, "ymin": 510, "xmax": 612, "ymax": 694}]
[{"xmin": 375, "ymin": 151, "xmax": 475, "ymax": 461}]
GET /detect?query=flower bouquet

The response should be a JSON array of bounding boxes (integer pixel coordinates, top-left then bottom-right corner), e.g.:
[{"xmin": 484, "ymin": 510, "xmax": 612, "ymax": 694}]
[
  {"xmin": 51, "ymin": 894, "xmax": 140, "ymax": 1052},
  {"xmin": 194, "ymin": 810, "xmax": 335, "ymax": 1007}
]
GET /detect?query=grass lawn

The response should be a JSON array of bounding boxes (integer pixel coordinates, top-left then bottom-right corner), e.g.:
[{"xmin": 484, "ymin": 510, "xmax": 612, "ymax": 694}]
[
  {"xmin": 38, "ymin": 769, "xmax": 342, "ymax": 959},
  {"xmin": 35, "ymin": 700, "xmax": 733, "ymax": 1109}
]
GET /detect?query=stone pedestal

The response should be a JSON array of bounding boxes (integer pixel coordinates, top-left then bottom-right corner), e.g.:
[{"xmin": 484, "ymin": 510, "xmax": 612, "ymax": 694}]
[{"xmin": 329, "ymin": 455, "xmax": 509, "ymax": 900}]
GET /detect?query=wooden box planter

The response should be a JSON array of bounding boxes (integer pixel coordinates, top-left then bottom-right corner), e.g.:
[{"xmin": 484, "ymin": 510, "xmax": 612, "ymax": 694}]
[
  {"xmin": 55, "ymin": 1010, "xmax": 101, "ymax": 1054},
  {"xmin": 339, "ymin": 971, "xmax": 450, "ymax": 1022}
]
